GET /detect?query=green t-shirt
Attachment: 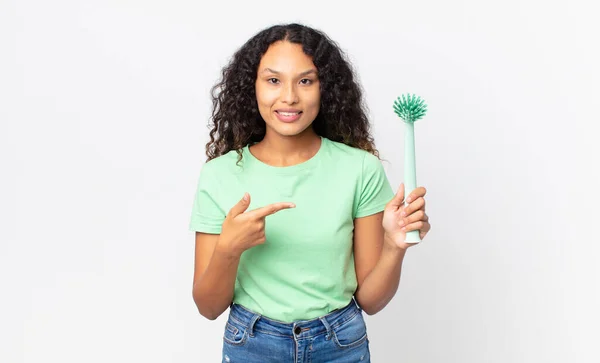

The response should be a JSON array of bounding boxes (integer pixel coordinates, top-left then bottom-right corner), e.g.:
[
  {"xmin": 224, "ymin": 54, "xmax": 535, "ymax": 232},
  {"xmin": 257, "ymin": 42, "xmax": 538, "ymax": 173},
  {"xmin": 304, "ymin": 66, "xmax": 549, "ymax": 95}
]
[{"xmin": 189, "ymin": 136, "xmax": 395, "ymax": 322}]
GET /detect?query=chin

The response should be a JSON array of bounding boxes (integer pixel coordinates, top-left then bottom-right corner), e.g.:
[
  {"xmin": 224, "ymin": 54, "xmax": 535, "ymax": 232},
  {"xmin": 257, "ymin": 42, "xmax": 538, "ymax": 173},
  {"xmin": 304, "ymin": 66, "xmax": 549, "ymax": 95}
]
[
  {"xmin": 268, "ymin": 122, "xmax": 313, "ymax": 137},
  {"xmin": 274, "ymin": 128, "xmax": 307, "ymax": 137}
]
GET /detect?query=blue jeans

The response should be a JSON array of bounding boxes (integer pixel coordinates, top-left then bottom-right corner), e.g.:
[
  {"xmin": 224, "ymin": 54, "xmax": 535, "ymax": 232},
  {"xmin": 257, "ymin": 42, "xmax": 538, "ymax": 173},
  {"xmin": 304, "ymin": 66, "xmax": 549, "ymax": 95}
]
[{"xmin": 222, "ymin": 299, "xmax": 370, "ymax": 362}]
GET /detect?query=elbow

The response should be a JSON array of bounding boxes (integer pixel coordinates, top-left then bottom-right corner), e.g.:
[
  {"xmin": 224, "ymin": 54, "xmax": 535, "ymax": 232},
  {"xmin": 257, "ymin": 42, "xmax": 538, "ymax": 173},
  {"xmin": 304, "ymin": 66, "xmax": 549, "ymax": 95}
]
[
  {"xmin": 194, "ymin": 300, "xmax": 222, "ymax": 320},
  {"xmin": 355, "ymin": 293, "xmax": 386, "ymax": 316},
  {"xmin": 198, "ymin": 307, "xmax": 220, "ymax": 321},
  {"xmin": 355, "ymin": 296, "xmax": 380, "ymax": 316},
  {"xmin": 361, "ymin": 305, "xmax": 382, "ymax": 316},
  {"xmin": 192, "ymin": 288, "xmax": 224, "ymax": 321},
  {"xmin": 362, "ymin": 307, "xmax": 376, "ymax": 316}
]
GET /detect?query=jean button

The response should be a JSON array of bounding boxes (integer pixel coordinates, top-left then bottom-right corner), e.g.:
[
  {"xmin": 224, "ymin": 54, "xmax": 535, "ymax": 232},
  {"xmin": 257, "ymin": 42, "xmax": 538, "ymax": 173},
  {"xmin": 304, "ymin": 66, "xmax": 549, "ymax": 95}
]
[{"xmin": 294, "ymin": 326, "xmax": 301, "ymax": 335}]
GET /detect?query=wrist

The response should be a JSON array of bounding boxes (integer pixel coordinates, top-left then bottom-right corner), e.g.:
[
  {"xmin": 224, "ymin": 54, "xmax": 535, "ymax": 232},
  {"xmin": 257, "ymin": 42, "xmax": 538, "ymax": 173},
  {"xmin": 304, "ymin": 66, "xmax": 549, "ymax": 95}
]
[
  {"xmin": 383, "ymin": 234, "xmax": 409, "ymax": 255},
  {"xmin": 215, "ymin": 237, "xmax": 242, "ymax": 260}
]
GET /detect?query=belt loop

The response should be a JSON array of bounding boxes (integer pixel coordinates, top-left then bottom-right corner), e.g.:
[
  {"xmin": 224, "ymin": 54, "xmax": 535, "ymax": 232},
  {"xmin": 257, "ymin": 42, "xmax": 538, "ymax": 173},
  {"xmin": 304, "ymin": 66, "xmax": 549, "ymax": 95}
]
[
  {"xmin": 352, "ymin": 297, "xmax": 362, "ymax": 311},
  {"xmin": 319, "ymin": 316, "xmax": 333, "ymax": 340},
  {"xmin": 248, "ymin": 313, "xmax": 261, "ymax": 337}
]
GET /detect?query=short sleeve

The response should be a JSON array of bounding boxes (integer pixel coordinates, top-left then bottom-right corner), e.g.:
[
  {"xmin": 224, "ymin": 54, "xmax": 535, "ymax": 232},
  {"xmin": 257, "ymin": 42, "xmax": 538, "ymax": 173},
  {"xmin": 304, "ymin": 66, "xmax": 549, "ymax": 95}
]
[
  {"xmin": 354, "ymin": 152, "xmax": 395, "ymax": 218},
  {"xmin": 189, "ymin": 162, "xmax": 226, "ymax": 234}
]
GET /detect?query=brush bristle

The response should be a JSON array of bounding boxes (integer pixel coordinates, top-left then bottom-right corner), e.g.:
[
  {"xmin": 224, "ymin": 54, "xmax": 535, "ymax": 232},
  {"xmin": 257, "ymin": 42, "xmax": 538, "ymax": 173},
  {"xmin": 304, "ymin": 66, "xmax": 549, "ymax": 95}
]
[{"xmin": 393, "ymin": 94, "xmax": 428, "ymax": 123}]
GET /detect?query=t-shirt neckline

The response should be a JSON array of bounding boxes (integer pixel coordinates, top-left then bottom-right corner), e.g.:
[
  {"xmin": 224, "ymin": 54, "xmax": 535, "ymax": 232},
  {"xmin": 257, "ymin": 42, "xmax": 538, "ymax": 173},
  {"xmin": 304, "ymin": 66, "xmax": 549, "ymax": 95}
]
[{"xmin": 243, "ymin": 136, "xmax": 326, "ymax": 174}]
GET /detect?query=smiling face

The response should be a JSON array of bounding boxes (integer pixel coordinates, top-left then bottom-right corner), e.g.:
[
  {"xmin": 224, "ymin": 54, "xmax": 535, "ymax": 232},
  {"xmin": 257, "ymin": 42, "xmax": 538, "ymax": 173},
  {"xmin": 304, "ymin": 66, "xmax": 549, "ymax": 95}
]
[{"xmin": 255, "ymin": 40, "xmax": 321, "ymax": 139}]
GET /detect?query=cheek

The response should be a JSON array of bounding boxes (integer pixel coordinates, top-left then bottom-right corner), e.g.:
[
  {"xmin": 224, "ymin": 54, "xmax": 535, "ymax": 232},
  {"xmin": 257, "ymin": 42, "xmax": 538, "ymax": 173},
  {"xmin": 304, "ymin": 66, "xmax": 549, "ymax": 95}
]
[
  {"xmin": 255, "ymin": 84, "xmax": 273, "ymax": 106},
  {"xmin": 308, "ymin": 93, "xmax": 321, "ymax": 113}
]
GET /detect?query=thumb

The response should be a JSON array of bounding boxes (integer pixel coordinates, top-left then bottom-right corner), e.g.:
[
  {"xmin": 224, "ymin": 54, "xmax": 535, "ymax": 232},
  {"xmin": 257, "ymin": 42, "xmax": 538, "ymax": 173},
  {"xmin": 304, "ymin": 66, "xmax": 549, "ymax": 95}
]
[
  {"xmin": 389, "ymin": 183, "xmax": 405, "ymax": 208},
  {"xmin": 228, "ymin": 192, "xmax": 251, "ymax": 218}
]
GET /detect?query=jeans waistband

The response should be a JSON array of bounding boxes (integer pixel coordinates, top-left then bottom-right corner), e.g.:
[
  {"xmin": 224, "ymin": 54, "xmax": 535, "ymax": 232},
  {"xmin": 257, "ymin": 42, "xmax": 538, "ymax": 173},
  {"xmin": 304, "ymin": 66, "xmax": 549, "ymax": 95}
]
[{"xmin": 228, "ymin": 299, "xmax": 362, "ymax": 340}]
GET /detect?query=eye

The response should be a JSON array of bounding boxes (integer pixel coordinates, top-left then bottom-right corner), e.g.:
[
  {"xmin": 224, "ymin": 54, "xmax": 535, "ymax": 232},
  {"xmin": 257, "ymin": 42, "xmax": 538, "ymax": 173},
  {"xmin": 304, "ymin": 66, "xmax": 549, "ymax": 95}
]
[
  {"xmin": 267, "ymin": 78, "xmax": 279, "ymax": 84},
  {"xmin": 299, "ymin": 79, "xmax": 313, "ymax": 85}
]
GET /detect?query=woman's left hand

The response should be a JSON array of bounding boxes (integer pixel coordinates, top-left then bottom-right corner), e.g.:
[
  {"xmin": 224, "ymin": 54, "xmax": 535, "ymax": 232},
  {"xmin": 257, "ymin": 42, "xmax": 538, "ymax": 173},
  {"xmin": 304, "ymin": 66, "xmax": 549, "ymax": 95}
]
[{"xmin": 382, "ymin": 183, "xmax": 431, "ymax": 250}]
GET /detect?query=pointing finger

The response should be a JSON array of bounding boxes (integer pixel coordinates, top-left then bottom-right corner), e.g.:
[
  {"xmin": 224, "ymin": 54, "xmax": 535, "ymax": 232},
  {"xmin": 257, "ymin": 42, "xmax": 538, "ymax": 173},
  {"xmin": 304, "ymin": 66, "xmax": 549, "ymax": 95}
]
[{"xmin": 249, "ymin": 202, "xmax": 296, "ymax": 219}]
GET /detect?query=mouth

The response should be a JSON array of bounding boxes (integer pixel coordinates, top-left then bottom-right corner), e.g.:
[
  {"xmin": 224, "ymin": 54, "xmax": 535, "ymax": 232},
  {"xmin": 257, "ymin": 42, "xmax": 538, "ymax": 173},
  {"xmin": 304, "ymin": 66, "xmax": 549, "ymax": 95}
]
[{"xmin": 275, "ymin": 110, "xmax": 303, "ymax": 123}]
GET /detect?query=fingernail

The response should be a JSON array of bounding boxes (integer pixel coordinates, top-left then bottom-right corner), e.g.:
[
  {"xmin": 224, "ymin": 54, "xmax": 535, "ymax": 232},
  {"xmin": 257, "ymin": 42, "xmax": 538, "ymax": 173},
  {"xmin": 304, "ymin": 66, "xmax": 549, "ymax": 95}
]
[{"xmin": 243, "ymin": 193, "xmax": 249, "ymax": 201}]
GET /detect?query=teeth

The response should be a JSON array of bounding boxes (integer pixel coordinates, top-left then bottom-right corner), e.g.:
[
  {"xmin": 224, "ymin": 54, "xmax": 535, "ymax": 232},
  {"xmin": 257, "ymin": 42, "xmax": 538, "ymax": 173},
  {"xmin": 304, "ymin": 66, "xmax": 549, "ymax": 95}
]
[{"xmin": 279, "ymin": 112, "xmax": 300, "ymax": 116}]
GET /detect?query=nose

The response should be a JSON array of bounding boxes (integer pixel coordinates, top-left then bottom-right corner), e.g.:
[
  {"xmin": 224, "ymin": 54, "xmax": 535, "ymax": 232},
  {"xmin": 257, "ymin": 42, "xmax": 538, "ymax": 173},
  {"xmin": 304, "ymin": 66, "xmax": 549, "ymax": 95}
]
[{"xmin": 281, "ymin": 83, "xmax": 299, "ymax": 104}]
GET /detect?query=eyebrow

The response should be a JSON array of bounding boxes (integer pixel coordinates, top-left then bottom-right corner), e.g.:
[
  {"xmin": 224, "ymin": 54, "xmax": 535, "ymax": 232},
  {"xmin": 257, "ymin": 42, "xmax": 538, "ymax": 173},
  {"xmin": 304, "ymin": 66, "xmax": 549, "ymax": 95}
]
[{"xmin": 261, "ymin": 68, "xmax": 318, "ymax": 77}]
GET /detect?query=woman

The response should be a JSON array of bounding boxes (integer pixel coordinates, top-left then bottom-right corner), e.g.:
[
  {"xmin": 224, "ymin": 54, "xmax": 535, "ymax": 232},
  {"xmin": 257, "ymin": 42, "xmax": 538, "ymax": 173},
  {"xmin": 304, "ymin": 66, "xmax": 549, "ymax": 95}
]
[{"xmin": 189, "ymin": 23, "xmax": 431, "ymax": 362}]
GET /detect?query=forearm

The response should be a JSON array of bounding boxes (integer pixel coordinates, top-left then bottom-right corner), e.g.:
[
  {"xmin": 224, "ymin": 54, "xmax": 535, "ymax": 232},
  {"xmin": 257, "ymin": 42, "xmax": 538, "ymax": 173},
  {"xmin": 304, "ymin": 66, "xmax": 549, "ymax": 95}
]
[
  {"xmin": 192, "ymin": 241, "xmax": 240, "ymax": 320},
  {"xmin": 354, "ymin": 236, "xmax": 407, "ymax": 315}
]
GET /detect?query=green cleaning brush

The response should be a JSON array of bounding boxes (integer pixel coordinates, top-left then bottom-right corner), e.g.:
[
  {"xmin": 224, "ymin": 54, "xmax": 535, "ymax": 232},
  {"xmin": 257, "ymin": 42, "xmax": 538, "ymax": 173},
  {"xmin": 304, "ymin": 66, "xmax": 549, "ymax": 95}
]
[{"xmin": 393, "ymin": 94, "xmax": 428, "ymax": 243}]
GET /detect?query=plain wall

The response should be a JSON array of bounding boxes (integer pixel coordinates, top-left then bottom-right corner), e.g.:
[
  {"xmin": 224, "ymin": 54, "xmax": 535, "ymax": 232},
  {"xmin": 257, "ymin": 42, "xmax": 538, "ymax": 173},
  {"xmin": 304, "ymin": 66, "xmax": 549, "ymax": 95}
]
[{"xmin": 2, "ymin": 0, "xmax": 598, "ymax": 362}]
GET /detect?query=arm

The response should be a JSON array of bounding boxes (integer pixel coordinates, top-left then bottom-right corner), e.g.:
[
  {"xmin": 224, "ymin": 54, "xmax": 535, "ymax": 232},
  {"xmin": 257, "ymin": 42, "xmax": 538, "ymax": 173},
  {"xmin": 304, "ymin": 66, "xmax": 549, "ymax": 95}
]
[
  {"xmin": 353, "ymin": 212, "xmax": 407, "ymax": 315},
  {"xmin": 192, "ymin": 232, "xmax": 240, "ymax": 320},
  {"xmin": 191, "ymin": 195, "xmax": 296, "ymax": 320}
]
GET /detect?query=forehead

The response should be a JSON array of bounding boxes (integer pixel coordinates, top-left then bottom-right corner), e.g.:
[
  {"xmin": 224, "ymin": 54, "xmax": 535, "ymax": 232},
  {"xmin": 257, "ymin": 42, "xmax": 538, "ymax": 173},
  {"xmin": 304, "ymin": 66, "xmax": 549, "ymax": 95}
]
[{"xmin": 258, "ymin": 41, "xmax": 316, "ymax": 72}]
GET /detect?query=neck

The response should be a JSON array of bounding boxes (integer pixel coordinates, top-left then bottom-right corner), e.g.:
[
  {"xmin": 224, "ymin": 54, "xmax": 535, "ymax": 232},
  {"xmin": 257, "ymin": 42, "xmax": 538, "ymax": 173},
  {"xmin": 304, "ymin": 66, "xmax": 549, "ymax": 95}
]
[{"xmin": 250, "ymin": 128, "xmax": 322, "ymax": 167}]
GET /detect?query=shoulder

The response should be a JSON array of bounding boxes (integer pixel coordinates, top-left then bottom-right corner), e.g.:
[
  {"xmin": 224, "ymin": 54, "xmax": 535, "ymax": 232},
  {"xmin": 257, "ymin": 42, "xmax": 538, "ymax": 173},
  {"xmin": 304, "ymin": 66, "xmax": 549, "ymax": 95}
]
[
  {"xmin": 325, "ymin": 138, "xmax": 382, "ymax": 169},
  {"xmin": 201, "ymin": 148, "xmax": 244, "ymax": 173},
  {"xmin": 326, "ymin": 138, "xmax": 370, "ymax": 159},
  {"xmin": 196, "ymin": 148, "xmax": 245, "ymax": 186}
]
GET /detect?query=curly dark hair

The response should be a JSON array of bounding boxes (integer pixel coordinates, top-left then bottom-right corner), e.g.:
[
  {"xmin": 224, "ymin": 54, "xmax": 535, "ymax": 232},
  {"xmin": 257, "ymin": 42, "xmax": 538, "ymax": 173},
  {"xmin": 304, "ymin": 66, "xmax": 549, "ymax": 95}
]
[{"xmin": 205, "ymin": 23, "xmax": 380, "ymax": 163}]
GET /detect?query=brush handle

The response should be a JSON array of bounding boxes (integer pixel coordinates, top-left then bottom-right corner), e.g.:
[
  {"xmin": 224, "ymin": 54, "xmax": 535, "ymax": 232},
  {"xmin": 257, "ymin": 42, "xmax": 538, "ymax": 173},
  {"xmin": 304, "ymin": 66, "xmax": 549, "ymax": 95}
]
[{"xmin": 404, "ymin": 122, "xmax": 421, "ymax": 243}]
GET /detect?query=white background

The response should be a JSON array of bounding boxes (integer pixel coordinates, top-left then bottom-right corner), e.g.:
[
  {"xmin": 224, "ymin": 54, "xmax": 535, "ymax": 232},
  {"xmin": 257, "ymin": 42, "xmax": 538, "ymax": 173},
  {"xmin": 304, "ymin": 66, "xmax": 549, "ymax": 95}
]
[{"xmin": 2, "ymin": 0, "xmax": 598, "ymax": 362}]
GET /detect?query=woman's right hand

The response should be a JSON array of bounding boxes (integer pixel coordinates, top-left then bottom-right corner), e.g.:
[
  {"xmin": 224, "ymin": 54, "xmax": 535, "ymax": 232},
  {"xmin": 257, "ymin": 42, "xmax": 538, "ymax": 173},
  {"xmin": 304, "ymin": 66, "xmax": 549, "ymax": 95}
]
[{"xmin": 217, "ymin": 192, "xmax": 295, "ymax": 257}]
